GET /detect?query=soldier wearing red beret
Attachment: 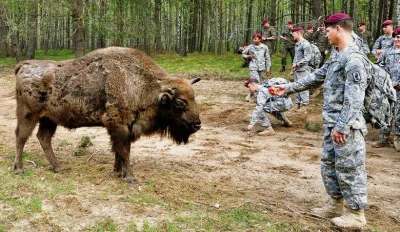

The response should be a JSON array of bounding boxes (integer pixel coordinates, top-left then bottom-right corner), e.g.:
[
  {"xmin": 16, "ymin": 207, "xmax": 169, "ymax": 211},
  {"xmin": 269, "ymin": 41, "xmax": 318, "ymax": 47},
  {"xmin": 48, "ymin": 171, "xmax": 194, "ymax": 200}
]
[
  {"xmin": 279, "ymin": 21, "xmax": 296, "ymax": 72},
  {"xmin": 357, "ymin": 22, "xmax": 373, "ymax": 53},
  {"xmin": 261, "ymin": 19, "xmax": 276, "ymax": 55},
  {"xmin": 372, "ymin": 20, "xmax": 394, "ymax": 59},
  {"xmin": 303, "ymin": 25, "xmax": 315, "ymax": 42}
]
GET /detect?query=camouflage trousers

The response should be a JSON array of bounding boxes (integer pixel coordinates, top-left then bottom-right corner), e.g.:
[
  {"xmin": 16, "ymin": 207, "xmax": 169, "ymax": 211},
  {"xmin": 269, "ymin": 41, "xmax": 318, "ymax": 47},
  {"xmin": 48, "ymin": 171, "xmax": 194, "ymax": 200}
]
[
  {"xmin": 382, "ymin": 93, "xmax": 400, "ymax": 135},
  {"xmin": 321, "ymin": 127, "xmax": 368, "ymax": 210},
  {"xmin": 294, "ymin": 70, "xmax": 310, "ymax": 105},
  {"xmin": 258, "ymin": 111, "xmax": 288, "ymax": 128},
  {"xmin": 250, "ymin": 70, "xmax": 266, "ymax": 84},
  {"xmin": 281, "ymin": 47, "xmax": 295, "ymax": 67}
]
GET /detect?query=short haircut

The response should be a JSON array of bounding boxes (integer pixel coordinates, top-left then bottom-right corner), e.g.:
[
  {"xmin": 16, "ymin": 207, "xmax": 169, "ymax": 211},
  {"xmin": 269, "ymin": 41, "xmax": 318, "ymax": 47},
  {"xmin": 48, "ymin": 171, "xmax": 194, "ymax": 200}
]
[{"xmin": 328, "ymin": 19, "xmax": 353, "ymax": 32}]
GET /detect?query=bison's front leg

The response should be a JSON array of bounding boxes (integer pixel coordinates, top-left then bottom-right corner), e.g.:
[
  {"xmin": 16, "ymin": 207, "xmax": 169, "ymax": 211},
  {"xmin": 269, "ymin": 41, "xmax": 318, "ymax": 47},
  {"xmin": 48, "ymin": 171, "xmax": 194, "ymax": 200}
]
[{"xmin": 107, "ymin": 124, "xmax": 137, "ymax": 184}]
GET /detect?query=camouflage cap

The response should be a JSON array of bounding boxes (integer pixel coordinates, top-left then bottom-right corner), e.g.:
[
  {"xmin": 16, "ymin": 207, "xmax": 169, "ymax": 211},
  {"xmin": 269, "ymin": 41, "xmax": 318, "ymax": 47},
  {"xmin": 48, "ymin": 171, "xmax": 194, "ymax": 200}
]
[{"xmin": 244, "ymin": 78, "xmax": 259, "ymax": 87}]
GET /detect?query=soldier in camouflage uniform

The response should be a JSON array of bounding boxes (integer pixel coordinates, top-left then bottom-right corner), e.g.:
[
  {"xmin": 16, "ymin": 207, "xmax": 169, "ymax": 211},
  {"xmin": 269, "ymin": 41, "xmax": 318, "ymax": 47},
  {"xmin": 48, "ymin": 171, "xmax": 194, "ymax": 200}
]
[
  {"xmin": 279, "ymin": 21, "xmax": 296, "ymax": 72},
  {"xmin": 291, "ymin": 26, "xmax": 312, "ymax": 112},
  {"xmin": 357, "ymin": 22, "xmax": 373, "ymax": 54},
  {"xmin": 303, "ymin": 25, "xmax": 315, "ymax": 42},
  {"xmin": 242, "ymin": 33, "xmax": 271, "ymax": 101},
  {"xmin": 373, "ymin": 27, "xmax": 400, "ymax": 150},
  {"xmin": 245, "ymin": 78, "xmax": 293, "ymax": 136},
  {"xmin": 372, "ymin": 20, "xmax": 394, "ymax": 60},
  {"xmin": 314, "ymin": 25, "xmax": 331, "ymax": 67},
  {"xmin": 272, "ymin": 13, "xmax": 370, "ymax": 228},
  {"xmin": 261, "ymin": 19, "xmax": 276, "ymax": 55}
]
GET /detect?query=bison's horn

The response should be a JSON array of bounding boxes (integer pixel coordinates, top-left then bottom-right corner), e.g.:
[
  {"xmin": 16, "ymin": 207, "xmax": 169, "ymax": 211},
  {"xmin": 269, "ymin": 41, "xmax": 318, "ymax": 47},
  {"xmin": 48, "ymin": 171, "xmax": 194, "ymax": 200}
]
[{"xmin": 189, "ymin": 78, "xmax": 201, "ymax": 85}]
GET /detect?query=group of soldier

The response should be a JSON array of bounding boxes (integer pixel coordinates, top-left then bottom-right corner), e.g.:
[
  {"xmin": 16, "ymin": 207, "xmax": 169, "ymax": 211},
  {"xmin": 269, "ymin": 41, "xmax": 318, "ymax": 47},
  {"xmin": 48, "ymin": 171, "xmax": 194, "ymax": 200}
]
[{"xmin": 239, "ymin": 12, "xmax": 400, "ymax": 229}]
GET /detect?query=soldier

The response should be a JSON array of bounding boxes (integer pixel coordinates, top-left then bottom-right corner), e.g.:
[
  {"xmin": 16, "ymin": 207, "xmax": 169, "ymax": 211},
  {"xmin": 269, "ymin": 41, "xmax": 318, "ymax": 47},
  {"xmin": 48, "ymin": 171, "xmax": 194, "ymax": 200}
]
[
  {"xmin": 279, "ymin": 21, "xmax": 296, "ymax": 72},
  {"xmin": 272, "ymin": 13, "xmax": 370, "ymax": 228},
  {"xmin": 245, "ymin": 78, "xmax": 293, "ymax": 136},
  {"xmin": 372, "ymin": 20, "xmax": 394, "ymax": 60},
  {"xmin": 357, "ymin": 22, "xmax": 373, "ymax": 53},
  {"xmin": 261, "ymin": 19, "xmax": 276, "ymax": 55},
  {"xmin": 372, "ymin": 27, "xmax": 400, "ymax": 150},
  {"xmin": 314, "ymin": 25, "xmax": 330, "ymax": 67},
  {"xmin": 237, "ymin": 42, "xmax": 250, "ymax": 68},
  {"xmin": 242, "ymin": 33, "xmax": 271, "ymax": 101},
  {"xmin": 291, "ymin": 26, "xmax": 312, "ymax": 112},
  {"xmin": 303, "ymin": 25, "xmax": 315, "ymax": 42}
]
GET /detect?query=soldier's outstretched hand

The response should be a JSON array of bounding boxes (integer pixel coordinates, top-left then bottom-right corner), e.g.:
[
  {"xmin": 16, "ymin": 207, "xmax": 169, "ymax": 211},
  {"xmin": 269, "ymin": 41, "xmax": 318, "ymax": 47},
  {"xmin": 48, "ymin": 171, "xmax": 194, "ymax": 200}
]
[{"xmin": 266, "ymin": 71, "xmax": 271, "ymax": 77}]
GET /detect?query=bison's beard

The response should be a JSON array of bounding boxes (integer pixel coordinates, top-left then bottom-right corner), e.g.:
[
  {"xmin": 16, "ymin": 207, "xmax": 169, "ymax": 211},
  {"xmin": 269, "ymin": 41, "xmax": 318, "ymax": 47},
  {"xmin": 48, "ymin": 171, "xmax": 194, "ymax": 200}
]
[{"xmin": 160, "ymin": 123, "xmax": 195, "ymax": 145}]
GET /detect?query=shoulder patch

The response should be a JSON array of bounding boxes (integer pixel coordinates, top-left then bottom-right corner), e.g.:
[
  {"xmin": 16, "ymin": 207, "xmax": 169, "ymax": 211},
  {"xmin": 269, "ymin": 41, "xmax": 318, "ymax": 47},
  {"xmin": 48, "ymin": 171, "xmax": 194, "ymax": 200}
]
[{"xmin": 352, "ymin": 71, "xmax": 361, "ymax": 82}]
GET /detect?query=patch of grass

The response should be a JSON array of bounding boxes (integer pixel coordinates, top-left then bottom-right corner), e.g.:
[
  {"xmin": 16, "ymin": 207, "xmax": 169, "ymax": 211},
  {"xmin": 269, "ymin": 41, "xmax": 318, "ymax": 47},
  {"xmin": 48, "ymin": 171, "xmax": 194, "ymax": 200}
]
[
  {"xmin": 74, "ymin": 136, "xmax": 93, "ymax": 156},
  {"xmin": 59, "ymin": 139, "xmax": 72, "ymax": 147},
  {"xmin": 91, "ymin": 217, "xmax": 117, "ymax": 232},
  {"xmin": 305, "ymin": 122, "xmax": 322, "ymax": 132},
  {"xmin": 203, "ymin": 101, "xmax": 216, "ymax": 106},
  {"xmin": 50, "ymin": 184, "xmax": 75, "ymax": 197}
]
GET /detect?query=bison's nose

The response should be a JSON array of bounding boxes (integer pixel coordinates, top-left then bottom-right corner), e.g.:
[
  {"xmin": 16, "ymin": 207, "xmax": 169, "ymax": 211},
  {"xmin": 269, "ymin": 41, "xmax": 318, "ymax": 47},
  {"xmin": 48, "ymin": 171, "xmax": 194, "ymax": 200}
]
[{"xmin": 192, "ymin": 122, "xmax": 201, "ymax": 131}]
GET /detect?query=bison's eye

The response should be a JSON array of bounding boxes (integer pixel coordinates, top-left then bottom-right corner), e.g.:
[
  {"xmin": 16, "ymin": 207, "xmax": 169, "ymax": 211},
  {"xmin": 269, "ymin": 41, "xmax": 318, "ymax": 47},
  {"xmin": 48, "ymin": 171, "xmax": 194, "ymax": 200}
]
[{"xmin": 174, "ymin": 99, "xmax": 187, "ymax": 109}]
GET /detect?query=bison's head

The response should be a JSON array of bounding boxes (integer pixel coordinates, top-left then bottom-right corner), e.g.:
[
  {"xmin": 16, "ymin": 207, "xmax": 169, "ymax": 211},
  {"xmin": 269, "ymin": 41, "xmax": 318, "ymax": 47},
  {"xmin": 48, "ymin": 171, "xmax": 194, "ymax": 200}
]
[{"xmin": 158, "ymin": 78, "xmax": 201, "ymax": 144}]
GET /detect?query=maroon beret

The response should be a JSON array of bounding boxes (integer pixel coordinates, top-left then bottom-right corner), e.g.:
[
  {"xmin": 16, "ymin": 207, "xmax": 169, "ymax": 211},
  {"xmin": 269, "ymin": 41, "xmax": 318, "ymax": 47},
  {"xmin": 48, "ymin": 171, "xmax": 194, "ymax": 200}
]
[
  {"xmin": 244, "ymin": 78, "xmax": 258, "ymax": 87},
  {"xmin": 291, "ymin": 26, "xmax": 303, "ymax": 32},
  {"xmin": 307, "ymin": 25, "xmax": 313, "ymax": 30},
  {"xmin": 262, "ymin": 19, "xmax": 268, "ymax": 25},
  {"xmin": 393, "ymin": 27, "xmax": 400, "ymax": 37},
  {"xmin": 324, "ymin": 13, "xmax": 351, "ymax": 27},
  {"xmin": 382, "ymin": 20, "xmax": 393, "ymax": 27},
  {"xmin": 243, "ymin": 42, "xmax": 249, "ymax": 46},
  {"xmin": 252, "ymin": 33, "xmax": 262, "ymax": 39},
  {"xmin": 358, "ymin": 22, "xmax": 366, "ymax": 27},
  {"xmin": 288, "ymin": 21, "xmax": 293, "ymax": 25}
]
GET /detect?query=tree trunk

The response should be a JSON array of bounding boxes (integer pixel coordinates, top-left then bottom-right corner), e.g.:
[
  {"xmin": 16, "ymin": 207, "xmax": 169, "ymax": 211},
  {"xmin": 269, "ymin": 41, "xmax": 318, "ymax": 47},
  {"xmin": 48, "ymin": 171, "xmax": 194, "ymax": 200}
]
[
  {"xmin": 189, "ymin": 0, "xmax": 198, "ymax": 52},
  {"xmin": 312, "ymin": 0, "xmax": 322, "ymax": 21},
  {"xmin": 26, "ymin": 1, "xmax": 38, "ymax": 60},
  {"xmin": 349, "ymin": 0, "xmax": 354, "ymax": 19},
  {"xmin": 217, "ymin": 0, "xmax": 222, "ymax": 55},
  {"xmin": 271, "ymin": 0, "xmax": 276, "ymax": 25},
  {"xmin": 388, "ymin": 0, "xmax": 395, "ymax": 20},
  {"xmin": 0, "ymin": 1, "xmax": 8, "ymax": 58},
  {"xmin": 226, "ymin": 1, "xmax": 231, "ymax": 52},
  {"xmin": 397, "ymin": 0, "xmax": 400, "ymax": 26},
  {"xmin": 97, "ymin": 0, "xmax": 106, "ymax": 48},
  {"xmin": 245, "ymin": 0, "xmax": 253, "ymax": 43},
  {"xmin": 199, "ymin": 0, "xmax": 205, "ymax": 52},
  {"xmin": 154, "ymin": 0, "xmax": 163, "ymax": 52},
  {"xmin": 69, "ymin": 0, "xmax": 85, "ymax": 57},
  {"xmin": 341, "ymin": 0, "xmax": 347, "ymax": 13},
  {"xmin": 176, "ymin": 3, "xmax": 181, "ymax": 53}
]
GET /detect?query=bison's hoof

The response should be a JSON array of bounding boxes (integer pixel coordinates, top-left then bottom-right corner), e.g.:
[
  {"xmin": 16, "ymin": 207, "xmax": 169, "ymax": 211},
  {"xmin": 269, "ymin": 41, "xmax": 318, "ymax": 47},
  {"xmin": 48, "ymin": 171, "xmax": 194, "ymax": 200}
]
[
  {"xmin": 127, "ymin": 177, "xmax": 138, "ymax": 184},
  {"xmin": 14, "ymin": 168, "xmax": 25, "ymax": 175}
]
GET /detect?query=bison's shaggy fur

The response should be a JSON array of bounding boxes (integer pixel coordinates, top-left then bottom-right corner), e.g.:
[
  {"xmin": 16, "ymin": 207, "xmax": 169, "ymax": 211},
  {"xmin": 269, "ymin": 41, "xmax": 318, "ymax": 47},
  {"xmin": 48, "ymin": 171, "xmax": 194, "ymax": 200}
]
[{"xmin": 14, "ymin": 47, "xmax": 201, "ymax": 183}]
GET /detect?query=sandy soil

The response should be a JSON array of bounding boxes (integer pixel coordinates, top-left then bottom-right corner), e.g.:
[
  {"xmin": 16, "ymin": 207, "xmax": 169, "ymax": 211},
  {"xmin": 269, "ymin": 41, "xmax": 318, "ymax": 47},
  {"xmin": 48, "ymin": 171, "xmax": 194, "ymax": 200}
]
[{"xmin": 0, "ymin": 66, "xmax": 399, "ymax": 231}]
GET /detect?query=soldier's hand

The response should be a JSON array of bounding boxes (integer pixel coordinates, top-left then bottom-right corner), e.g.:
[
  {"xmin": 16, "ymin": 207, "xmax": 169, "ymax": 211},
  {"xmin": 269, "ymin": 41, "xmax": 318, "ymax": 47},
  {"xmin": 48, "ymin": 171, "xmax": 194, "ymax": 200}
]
[
  {"xmin": 266, "ymin": 71, "xmax": 271, "ymax": 77},
  {"xmin": 324, "ymin": 50, "xmax": 328, "ymax": 55},
  {"xmin": 333, "ymin": 130, "xmax": 347, "ymax": 144},
  {"xmin": 248, "ymin": 54, "xmax": 254, "ymax": 60},
  {"xmin": 291, "ymin": 63, "xmax": 297, "ymax": 69},
  {"xmin": 247, "ymin": 125, "xmax": 253, "ymax": 131},
  {"xmin": 270, "ymin": 85, "xmax": 286, "ymax": 96}
]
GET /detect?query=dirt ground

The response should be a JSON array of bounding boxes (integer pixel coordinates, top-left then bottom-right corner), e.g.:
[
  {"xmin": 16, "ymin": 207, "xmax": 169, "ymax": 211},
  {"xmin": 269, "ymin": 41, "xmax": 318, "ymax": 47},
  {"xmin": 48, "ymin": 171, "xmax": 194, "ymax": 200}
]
[{"xmin": 0, "ymin": 66, "xmax": 399, "ymax": 231}]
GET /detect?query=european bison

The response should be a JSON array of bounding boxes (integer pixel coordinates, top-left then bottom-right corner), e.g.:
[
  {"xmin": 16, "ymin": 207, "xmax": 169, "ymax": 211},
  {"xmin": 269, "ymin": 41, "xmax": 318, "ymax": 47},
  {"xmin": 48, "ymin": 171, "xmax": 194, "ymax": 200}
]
[{"xmin": 14, "ymin": 47, "xmax": 201, "ymax": 183}]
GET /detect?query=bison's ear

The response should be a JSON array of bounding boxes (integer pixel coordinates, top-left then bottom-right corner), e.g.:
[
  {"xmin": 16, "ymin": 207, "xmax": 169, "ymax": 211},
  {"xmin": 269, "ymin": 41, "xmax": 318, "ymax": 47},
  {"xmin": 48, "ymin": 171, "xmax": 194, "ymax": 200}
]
[
  {"xmin": 158, "ymin": 88, "xmax": 176, "ymax": 105},
  {"xmin": 189, "ymin": 78, "xmax": 201, "ymax": 85}
]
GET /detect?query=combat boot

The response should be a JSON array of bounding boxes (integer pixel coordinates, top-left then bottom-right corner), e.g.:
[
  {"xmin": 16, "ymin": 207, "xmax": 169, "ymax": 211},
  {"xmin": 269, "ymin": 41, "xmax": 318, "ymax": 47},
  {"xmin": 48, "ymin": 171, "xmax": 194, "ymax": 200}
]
[
  {"xmin": 371, "ymin": 133, "xmax": 391, "ymax": 148},
  {"xmin": 311, "ymin": 197, "xmax": 344, "ymax": 218},
  {"xmin": 279, "ymin": 66, "xmax": 286, "ymax": 72},
  {"xmin": 258, "ymin": 127, "xmax": 275, "ymax": 136},
  {"xmin": 282, "ymin": 118, "xmax": 293, "ymax": 127},
  {"xmin": 295, "ymin": 104, "xmax": 308, "ymax": 113},
  {"xmin": 331, "ymin": 209, "xmax": 366, "ymax": 228},
  {"xmin": 394, "ymin": 135, "xmax": 400, "ymax": 151}
]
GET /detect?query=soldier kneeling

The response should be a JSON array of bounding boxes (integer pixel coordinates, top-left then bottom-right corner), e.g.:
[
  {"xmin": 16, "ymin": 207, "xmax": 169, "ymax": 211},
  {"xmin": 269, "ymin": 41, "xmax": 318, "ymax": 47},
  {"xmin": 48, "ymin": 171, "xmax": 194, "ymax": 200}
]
[{"xmin": 245, "ymin": 77, "xmax": 293, "ymax": 136}]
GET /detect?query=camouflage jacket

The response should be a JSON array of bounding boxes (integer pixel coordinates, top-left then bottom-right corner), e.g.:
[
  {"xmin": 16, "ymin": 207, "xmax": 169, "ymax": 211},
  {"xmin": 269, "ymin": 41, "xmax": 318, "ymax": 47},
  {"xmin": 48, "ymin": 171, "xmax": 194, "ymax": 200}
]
[
  {"xmin": 358, "ymin": 30, "xmax": 374, "ymax": 49},
  {"xmin": 331, "ymin": 32, "xmax": 370, "ymax": 57},
  {"xmin": 281, "ymin": 29, "xmax": 295, "ymax": 49},
  {"xmin": 293, "ymin": 39, "xmax": 312, "ymax": 71},
  {"xmin": 372, "ymin": 34, "xmax": 394, "ymax": 56},
  {"xmin": 261, "ymin": 27, "xmax": 276, "ymax": 45},
  {"xmin": 284, "ymin": 43, "xmax": 371, "ymax": 134},
  {"xmin": 314, "ymin": 30, "xmax": 330, "ymax": 51},
  {"xmin": 250, "ymin": 86, "xmax": 292, "ymax": 125},
  {"xmin": 378, "ymin": 45, "xmax": 400, "ymax": 87},
  {"xmin": 242, "ymin": 43, "xmax": 271, "ymax": 71},
  {"xmin": 303, "ymin": 32, "xmax": 315, "ymax": 43}
]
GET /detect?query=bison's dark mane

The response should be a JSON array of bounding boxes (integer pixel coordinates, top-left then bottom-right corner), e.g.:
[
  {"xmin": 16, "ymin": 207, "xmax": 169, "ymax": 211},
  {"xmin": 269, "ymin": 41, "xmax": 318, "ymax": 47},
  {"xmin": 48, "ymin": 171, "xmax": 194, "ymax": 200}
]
[{"xmin": 155, "ymin": 115, "xmax": 193, "ymax": 145}]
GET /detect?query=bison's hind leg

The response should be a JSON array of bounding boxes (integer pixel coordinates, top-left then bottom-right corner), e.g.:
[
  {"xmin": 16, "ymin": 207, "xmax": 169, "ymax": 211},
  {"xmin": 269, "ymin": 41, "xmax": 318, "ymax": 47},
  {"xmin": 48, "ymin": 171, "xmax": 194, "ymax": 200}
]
[
  {"xmin": 36, "ymin": 117, "xmax": 61, "ymax": 172},
  {"xmin": 14, "ymin": 111, "xmax": 39, "ymax": 174},
  {"xmin": 107, "ymin": 124, "xmax": 137, "ymax": 184}
]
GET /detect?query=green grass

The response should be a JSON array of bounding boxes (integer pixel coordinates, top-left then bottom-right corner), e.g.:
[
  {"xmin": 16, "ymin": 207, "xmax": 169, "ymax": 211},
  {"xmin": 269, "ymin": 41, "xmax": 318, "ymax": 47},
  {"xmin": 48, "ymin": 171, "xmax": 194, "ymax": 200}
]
[{"xmin": 0, "ymin": 49, "xmax": 290, "ymax": 81}]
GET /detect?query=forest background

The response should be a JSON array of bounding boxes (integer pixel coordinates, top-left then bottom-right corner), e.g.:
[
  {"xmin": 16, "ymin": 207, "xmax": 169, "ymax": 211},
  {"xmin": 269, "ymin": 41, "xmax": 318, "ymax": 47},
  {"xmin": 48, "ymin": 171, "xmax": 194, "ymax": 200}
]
[{"xmin": 0, "ymin": 0, "xmax": 399, "ymax": 62}]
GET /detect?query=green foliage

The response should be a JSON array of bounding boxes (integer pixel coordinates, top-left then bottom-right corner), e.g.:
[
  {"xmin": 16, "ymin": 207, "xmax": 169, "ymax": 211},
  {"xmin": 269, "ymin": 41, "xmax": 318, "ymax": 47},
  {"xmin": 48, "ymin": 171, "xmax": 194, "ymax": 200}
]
[
  {"xmin": 74, "ymin": 136, "xmax": 93, "ymax": 156},
  {"xmin": 59, "ymin": 139, "xmax": 72, "ymax": 147},
  {"xmin": 305, "ymin": 122, "xmax": 322, "ymax": 132},
  {"xmin": 91, "ymin": 217, "xmax": 117, "ymax": 232}
]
